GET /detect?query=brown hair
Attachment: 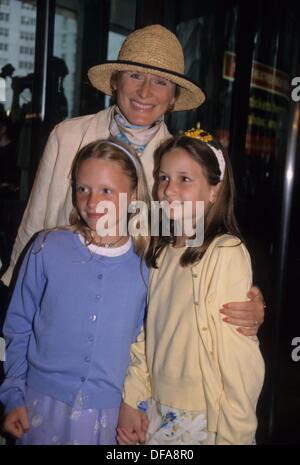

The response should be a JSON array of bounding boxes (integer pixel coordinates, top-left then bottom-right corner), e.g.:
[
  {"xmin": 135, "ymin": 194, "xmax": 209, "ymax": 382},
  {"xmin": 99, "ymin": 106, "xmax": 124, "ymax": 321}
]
[{"xmin": 147, "ymin": 135, "xmax": 243, "ymax": 267}]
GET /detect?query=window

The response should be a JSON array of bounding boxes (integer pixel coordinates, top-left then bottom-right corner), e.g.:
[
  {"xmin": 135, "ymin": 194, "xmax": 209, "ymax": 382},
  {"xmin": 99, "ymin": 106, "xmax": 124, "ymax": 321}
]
[
  {"xmin": 19, "ymin": 60, "xmax": 34, "ymax": 70},
  {"xmin": 20, "ymin": 46, "xmax": 34, "ymax": 55},
  {"xmin": 61, "ymin": 33, "xmax": 67, "ymax": 46},
  {"xmin": 20, "ymin": 31, "xmax": 35, "ymax": 40},
  {"xmin": 0, "ymin": 43, "xmax": 8, "ymax": 51},
  {"xmin": 54, "ymin": 6, "xmax": 78, "ymax": 118},
  {"xmin": 1, "ymin": 0, "xmax": 37, "ymax": 116},
  {"xmin": 21, "ymin": 16, "xmax": 35, "ymax": 26},
  {"xmin": 0, "ymin": 27, "xmax": 8, "ymax": 37},
  {"xmin": 21, "ymin": 2, "xmax": 35, "ymax": 9},
  {"xmin": 0, "ymin": 13, "xmax": 10, "ymax": 21}
]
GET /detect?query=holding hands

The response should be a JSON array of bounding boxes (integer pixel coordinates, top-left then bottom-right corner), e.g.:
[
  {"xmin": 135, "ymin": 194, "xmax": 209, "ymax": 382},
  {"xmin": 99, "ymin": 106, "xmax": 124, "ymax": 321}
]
[{"xmin": 117, "ymin": 402, "xmax": 149, "ymax": 445}]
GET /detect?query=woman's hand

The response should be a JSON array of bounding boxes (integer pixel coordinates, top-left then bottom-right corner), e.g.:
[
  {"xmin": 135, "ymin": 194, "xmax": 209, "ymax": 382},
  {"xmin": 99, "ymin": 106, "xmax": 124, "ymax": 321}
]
[
  {"xmin": 220, "ymin": 286, "xmax": 265, "ymax": 336},
  {"xmin": 2, "ymin": 406, "xmax": 30, "ymax": 439}
]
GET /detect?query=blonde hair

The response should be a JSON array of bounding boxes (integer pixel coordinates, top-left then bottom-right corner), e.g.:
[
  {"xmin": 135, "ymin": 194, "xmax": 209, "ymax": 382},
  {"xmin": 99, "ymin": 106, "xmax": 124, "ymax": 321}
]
[{"xmin": 67, "ymin": 138, "xmax": 151, "ymax": 258}]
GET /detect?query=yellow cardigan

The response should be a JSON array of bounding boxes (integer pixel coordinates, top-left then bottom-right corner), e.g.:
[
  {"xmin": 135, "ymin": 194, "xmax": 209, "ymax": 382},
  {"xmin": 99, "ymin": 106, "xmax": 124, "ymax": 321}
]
[{"xmin": 123, "ymin": 234, "xmax": 265, "ymax": 444}]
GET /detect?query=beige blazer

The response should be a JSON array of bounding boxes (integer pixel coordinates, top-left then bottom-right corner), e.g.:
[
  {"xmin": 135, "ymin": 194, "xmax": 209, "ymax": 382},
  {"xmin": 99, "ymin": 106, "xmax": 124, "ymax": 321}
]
[{"xmin": 2, "ymin": 106, "xmax": 171, "ymax": 285}]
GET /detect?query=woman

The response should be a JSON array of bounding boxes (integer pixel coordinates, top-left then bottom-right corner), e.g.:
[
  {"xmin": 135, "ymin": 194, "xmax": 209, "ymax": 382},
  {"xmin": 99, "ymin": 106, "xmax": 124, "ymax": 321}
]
[{"xmin": 1, "ymin": 24, "xmax": 264, "ymax": 332}]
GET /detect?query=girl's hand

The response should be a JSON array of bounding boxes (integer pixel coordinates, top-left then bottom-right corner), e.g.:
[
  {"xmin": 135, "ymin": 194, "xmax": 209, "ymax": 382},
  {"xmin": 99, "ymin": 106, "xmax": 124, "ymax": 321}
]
[
  {"xmin": 220, "ymin": 286, "xmax": 265, "ymax": 336},
  {"xmin": 117, "ymin": 402, "xmax": 149, "ymax": 444},
  {"xmin": 117, "ymin": 427, "xmax": 139, "ymax": 445},
  {"xmin": 2, "ymin": 406, "xmax": 30, "ymax": 439}
]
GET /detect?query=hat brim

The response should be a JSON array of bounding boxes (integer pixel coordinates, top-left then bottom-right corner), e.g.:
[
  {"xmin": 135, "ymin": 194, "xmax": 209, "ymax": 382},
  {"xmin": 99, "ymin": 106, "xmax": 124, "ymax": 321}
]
[{"xmin": 88, "ymin": 61, "xmax": 206, "ymax": 112}]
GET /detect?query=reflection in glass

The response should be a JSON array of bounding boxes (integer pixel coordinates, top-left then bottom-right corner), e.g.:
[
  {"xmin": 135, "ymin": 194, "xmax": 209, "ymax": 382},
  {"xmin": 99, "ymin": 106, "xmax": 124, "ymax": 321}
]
[
  {"xmin": 0, "ymin": 0, "xmax": 36, "ymax": 117},
  {"xmin": 0, "ymin": 0, "xmax": 37, "ymax": 270},
  {"xmin": 54, "ymin": 6, "xmax": 78, "ymax": 119}
]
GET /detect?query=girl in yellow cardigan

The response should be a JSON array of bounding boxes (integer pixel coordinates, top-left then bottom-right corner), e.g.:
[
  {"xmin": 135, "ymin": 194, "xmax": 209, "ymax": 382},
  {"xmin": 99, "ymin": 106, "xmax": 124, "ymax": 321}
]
[{"xmin": 117, "ymin": 131, "xmax": 265, "ymax": 445}]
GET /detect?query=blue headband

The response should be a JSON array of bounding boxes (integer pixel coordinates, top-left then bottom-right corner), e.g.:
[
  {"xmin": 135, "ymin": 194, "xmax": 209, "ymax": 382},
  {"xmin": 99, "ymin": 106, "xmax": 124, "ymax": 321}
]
[{"xmin": 106, "ymin": 140, "xmax": 139, "ymax": 171}]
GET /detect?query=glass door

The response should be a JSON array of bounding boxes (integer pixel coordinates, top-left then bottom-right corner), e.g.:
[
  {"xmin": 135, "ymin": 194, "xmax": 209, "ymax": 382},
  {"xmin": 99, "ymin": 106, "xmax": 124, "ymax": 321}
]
[{"xmin": 0, "ymin": 0, "xmax": 37, "ymax": 267}]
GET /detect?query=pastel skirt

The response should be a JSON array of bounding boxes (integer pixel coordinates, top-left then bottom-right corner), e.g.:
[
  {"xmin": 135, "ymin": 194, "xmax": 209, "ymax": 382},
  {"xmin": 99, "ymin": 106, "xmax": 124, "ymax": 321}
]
[
  {"xmin": 17, "ymin": 387, "xmax": 119, "ymax": 445},
  {"xmin": 144, "ymin": 400, "xmax": 215, "ymax": 445}
]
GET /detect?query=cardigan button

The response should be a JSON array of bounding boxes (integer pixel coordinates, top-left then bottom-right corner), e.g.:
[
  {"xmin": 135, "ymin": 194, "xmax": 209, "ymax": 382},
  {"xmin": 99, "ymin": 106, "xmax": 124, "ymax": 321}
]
[
  {"xmin": 192, "ymin": 273, "xmax": 198, "ymax": 278},
  {"xmin": 202, "ymin": 327, "xmax": 208, "ymax": 331}
]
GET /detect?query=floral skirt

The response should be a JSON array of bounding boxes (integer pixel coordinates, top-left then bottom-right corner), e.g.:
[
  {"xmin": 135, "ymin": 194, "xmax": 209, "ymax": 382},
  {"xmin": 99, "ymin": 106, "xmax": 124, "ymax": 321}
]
[
  {"xmin": 144, "ymin": 400, "xmax": 215, "ymax": 445},
  {"xmin": 17, "ymin": 387, "xmax": 119, "ymax": 445}
]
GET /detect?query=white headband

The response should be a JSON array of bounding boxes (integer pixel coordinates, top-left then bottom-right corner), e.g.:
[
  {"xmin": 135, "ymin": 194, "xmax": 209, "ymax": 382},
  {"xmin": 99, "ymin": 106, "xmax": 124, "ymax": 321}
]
[
  {"xmin": 207, "ymin": 144, "xmax": 226, "ymax": 181},
  {"xmin": 106, "ymin": 140, "xmax": 139, "ymax": 171}
]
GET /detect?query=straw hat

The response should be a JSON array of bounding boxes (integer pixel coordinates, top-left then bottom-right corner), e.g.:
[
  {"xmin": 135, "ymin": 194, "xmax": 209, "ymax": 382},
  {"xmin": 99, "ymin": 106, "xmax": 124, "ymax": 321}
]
[{"xmin": 88, "ymin": 24, "xmax": 206, "ymax": 112}]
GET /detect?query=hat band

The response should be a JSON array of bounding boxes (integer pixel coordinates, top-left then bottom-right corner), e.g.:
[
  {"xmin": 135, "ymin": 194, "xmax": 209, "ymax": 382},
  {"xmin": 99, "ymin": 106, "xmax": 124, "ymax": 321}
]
[{"xmin": 105, "ymin": 60, "xmax": 201, "ymax": 88}]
